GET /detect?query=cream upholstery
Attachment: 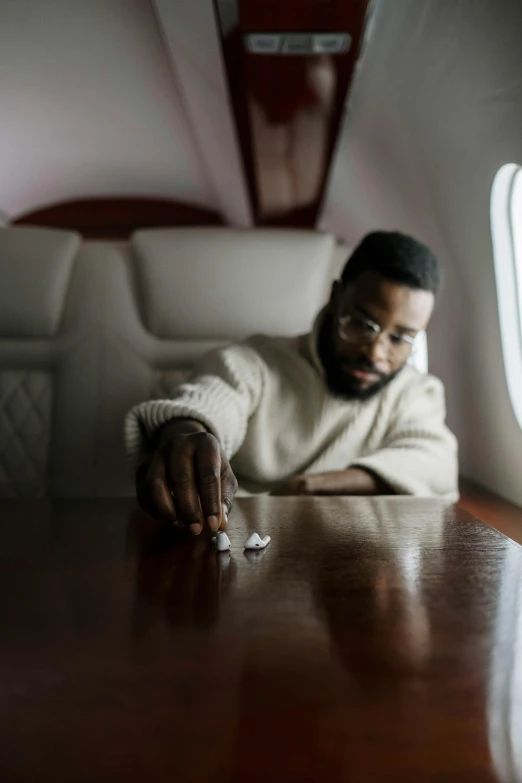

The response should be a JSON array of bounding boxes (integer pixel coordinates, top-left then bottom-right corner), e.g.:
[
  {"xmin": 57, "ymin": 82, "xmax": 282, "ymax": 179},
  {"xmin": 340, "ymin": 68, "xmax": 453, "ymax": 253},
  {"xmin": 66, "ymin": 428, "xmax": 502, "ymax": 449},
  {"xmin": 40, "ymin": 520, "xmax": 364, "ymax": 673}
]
[
  {"xmin": 0, "ymin": 227, "xmax": 80, "ymax": 496},
  {"xmin": 0, "ymin": 226, "xmax": 79, "ymax": 338},
  {"xmin": 0, "ymin": 226, "xmax": 427, "ymax": 498},
  {"xmin": 133, "ymin": 228, "xmax": 336, "ymax": 339},
  {"xmin": 0, "ymin": 370, "xmax": 53, "ymax": 497}
]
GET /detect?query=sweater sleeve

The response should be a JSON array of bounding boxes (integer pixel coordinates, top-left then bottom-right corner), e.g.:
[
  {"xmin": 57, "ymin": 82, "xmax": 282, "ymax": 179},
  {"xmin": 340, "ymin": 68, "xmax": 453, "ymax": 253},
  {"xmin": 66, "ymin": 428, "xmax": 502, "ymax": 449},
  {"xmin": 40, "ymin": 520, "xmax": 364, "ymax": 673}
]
[
  {"xmin": 124, "ymin": 343, "xmax": 265, "ymax": 474},
  {"xmin": 350, "ymin": 374, "xmax": 459, "ymax": 501}
]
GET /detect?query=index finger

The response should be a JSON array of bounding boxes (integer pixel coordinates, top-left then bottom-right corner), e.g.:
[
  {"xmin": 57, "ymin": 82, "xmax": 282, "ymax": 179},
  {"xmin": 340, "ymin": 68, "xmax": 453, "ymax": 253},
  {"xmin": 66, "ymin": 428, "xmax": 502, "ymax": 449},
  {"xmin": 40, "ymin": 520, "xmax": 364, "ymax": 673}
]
[
  {"xmin": 193, "ymin": 436, "xmax": 224, "ymax": 532},
  {"xmin": 137, "ymin": 455, "xmax": 177, "ymax": 524}
]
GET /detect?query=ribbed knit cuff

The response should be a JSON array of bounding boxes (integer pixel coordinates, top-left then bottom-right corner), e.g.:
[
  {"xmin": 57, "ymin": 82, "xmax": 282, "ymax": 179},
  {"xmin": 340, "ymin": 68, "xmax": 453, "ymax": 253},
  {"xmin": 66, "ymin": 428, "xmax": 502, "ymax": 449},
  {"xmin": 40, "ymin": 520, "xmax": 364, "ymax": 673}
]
[
  {"xmin": 123, "ymin": 399, "xmax": 221, "ymax": 476},
  {"xmin": 350, "ymin": 454, "xmax": 459, "ymax": 502}
]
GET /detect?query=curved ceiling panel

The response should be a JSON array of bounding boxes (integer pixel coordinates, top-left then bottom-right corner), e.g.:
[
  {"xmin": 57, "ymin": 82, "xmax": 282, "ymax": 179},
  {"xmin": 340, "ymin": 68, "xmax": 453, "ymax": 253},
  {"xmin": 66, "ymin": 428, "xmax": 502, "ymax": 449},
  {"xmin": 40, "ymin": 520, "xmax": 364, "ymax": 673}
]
[{"xmin": 0, "ymin": 0, "xmax": 215, "ymax": 219}]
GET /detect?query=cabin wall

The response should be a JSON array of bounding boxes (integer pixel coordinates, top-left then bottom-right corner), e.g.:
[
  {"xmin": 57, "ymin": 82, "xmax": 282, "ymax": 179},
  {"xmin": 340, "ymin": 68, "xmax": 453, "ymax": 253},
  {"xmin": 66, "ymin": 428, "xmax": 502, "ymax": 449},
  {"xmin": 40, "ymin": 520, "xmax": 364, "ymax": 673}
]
[
  {"xmin": 321, "ymin": 0, "xmax": 522, "ymax": 506},
  {"xmin": 0, "ymin": 0, "xmax": 216, "ymax": 219}
]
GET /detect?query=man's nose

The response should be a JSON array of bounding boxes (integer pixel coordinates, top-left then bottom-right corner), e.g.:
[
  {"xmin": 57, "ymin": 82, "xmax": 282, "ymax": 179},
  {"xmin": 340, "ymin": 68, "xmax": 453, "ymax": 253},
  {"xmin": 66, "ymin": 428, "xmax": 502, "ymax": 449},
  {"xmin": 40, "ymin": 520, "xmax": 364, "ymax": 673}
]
[{"xmin": 362, "ymin": 333, "xmax": 389, "ymax": 365}]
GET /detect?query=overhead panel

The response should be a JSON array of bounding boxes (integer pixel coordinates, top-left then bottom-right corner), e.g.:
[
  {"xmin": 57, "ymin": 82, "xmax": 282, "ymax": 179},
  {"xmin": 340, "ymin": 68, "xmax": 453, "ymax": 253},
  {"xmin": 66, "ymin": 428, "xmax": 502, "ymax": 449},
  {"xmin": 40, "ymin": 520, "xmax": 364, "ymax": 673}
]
[{"xmin": 215, "ymin": 0, "xmax": 373, "ymax": 228}]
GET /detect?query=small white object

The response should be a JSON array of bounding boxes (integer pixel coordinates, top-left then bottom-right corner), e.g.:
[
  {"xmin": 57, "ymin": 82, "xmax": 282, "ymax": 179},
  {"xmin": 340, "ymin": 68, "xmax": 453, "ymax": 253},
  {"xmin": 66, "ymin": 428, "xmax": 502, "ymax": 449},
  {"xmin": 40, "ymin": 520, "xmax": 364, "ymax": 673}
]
[
  {"xmin": 212, "ymin": 531, "xmax": 231, "ymax": 551},
  {"xmin": 243, "ymin": 532, "xmax": 271, "ymax": 550}
]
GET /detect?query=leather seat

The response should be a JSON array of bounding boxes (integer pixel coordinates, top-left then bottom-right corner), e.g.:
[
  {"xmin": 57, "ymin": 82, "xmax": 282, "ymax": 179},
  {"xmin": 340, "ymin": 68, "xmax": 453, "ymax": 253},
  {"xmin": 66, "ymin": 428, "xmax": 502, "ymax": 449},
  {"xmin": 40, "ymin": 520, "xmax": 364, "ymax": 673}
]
[
  {"xmin": 0, "ymin": 227, "xmax": 80, "ymax": 497},
  {"xmin": 0, "ymin": 226, "xmax": 427, "ymax": 498}
]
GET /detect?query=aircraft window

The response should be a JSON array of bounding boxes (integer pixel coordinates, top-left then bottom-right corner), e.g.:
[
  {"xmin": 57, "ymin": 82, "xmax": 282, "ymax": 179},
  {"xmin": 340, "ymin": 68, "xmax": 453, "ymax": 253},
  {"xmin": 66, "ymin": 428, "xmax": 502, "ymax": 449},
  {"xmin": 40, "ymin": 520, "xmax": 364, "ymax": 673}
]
[{"xmin": 491, "ymin": 164, "xmax": 522, "ymax": 429}]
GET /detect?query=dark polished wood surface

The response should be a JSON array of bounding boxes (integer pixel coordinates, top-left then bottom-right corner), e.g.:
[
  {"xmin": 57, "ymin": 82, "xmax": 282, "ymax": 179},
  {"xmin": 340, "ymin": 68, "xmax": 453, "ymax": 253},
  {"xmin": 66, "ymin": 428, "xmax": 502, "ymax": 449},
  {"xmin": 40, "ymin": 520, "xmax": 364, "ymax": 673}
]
[
  {"xmin": 1, "ymin": 497, "xmax": 521, "ymax": 782},
  {"xmin": 459, "ymin": 477, "xmax": 522, "ymax": 546}
]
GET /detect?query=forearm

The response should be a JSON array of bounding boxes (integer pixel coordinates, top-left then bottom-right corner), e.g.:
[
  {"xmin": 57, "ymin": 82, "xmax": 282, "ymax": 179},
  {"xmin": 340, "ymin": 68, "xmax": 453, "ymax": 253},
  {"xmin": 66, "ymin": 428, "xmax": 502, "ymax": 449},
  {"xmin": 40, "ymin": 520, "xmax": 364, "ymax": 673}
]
[{"xmin": 305, "ymin": 468, "xmax": 394, "ymax": 496}]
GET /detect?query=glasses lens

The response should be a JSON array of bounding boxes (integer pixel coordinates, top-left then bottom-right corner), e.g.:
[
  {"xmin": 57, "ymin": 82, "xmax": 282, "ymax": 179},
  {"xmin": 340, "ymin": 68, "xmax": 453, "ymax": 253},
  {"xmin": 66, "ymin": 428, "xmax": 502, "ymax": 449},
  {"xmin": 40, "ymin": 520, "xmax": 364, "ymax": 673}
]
[
  {"xmin": 388, "ymin": 336, "xmax": 415, "ymax": 361},
  {"xmin": 338, "ymin": 318, "xmax": 376, "ymax": 344},
  {"xmin": 339, "ymin": 318, "xmax": 414, "ymax": 360}
]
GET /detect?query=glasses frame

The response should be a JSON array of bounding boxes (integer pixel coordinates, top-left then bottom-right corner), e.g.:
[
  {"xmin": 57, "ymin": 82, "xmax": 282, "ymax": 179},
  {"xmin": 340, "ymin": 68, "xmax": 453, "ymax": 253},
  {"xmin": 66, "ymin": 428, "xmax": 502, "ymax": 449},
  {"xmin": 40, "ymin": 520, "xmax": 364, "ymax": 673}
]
[{"xmin": 336, "ymin": 312, "xmax": 417, "ymax": 359}]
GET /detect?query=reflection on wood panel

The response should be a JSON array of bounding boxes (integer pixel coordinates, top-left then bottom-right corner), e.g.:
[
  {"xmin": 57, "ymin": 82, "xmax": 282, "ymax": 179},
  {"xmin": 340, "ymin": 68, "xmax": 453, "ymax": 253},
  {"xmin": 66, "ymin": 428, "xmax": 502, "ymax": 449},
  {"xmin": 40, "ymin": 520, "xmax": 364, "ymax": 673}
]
[
  {"xmin": 216, "ymin": 0, "xmax": 372, "ymax": 227},
  {"xmin": 12, "ymin": 197, "xmax": 225, "ymax": 238}
]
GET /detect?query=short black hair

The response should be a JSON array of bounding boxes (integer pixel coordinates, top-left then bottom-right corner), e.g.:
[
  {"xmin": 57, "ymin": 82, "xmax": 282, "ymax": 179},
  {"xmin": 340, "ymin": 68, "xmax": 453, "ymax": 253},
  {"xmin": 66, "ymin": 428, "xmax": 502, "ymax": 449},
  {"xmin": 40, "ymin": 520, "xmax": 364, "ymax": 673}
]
[{"xmin": 341, "ymin": 231, "xmax": 442, "ymax": 295}]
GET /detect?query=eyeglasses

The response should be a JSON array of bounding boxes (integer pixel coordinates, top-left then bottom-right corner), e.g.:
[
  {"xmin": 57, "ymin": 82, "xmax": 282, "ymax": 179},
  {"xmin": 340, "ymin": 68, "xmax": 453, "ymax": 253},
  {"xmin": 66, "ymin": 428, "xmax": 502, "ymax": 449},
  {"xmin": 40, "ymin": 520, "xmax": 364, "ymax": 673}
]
[{"xmin": 337, "ymin": 313, "xmax": 417, "ymax": 360}]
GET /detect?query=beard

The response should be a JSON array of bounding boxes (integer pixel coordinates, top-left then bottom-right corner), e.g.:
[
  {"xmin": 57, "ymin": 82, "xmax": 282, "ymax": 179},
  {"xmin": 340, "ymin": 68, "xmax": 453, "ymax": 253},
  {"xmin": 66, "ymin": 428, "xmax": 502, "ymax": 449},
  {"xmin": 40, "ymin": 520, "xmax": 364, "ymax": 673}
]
[{"xmin": 317, "ymin": 310, "xmax": 404, "ymax": 401}]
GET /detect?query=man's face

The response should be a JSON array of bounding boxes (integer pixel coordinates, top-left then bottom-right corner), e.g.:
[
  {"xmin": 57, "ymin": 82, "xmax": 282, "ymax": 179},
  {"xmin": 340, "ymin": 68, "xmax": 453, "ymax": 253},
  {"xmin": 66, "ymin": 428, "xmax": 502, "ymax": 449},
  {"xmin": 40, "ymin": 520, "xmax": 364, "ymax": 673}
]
[{"xmin": 318, "ymin": 270, "xmax": 435, "ymax": 400}]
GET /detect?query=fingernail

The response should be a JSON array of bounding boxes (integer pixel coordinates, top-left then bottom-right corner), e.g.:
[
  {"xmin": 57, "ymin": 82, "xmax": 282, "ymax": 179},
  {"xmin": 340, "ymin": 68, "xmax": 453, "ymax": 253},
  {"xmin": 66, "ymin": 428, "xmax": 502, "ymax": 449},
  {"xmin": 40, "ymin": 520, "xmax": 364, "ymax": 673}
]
[
  {"xmin": 207, "ymin": 515, "xmax": 219, "ymax": 532},
  {"xmin": 221, "ymin": 503, "xmax": 229, "ymax": 522},
  {"xmin": 189, "ymin": 523, "xmax": 202, "ymax": 536}
]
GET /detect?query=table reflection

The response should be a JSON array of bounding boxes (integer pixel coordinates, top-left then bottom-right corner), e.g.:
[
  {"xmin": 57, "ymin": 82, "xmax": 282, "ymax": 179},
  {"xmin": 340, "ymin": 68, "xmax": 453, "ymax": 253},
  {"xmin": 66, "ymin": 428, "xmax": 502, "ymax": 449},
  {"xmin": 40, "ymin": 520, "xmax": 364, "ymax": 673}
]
[
  {"xmin": 127, "ymin": 496, "xmax": 515, "ymax": 780},
  {"xmin": 2, "ymin": 497, "xmax": 518, "ymax": 781},
  {"xmin": 130, "ymin": 498, "xmax": 444, "ymax": 681},
  {"xmin": 309, "ymin": 498, "xmax": 442, "ymax": 685},
  {"xmin": 132, "ymin": 521, "xmax": 237, "ymax": 636},
  {"xmin": 488, "ymin": 544, "xmax": 522, "ymax": 782}
]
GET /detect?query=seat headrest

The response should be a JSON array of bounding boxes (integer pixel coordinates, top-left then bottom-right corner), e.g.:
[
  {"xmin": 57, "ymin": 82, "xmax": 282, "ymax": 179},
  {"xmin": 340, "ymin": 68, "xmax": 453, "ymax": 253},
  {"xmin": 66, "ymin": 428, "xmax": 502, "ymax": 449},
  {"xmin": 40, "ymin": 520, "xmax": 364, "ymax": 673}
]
[
  {"xmin": 0, "ymin": 227, "xmax": 80, "ymax": 337},
  {"xmin": 132, "ymin": 228, "xmax": 335, "ymax": 339}
]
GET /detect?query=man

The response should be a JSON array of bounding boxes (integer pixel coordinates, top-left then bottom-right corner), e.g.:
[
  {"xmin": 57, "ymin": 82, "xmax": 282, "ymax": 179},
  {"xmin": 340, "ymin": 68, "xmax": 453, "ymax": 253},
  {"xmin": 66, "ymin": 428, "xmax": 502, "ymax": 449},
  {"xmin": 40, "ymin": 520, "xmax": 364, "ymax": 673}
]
[{"xmin": 125, "ymin": 231, "xmax": 459, "ymax": 534}]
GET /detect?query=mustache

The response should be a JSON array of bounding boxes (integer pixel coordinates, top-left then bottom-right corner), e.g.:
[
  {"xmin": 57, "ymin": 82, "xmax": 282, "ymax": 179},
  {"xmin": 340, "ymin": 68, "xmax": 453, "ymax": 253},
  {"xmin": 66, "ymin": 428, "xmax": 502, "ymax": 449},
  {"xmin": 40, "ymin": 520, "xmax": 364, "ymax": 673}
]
[{"xmin": 340, "ymin": 358, "xmax": 387, "ymax": 380}]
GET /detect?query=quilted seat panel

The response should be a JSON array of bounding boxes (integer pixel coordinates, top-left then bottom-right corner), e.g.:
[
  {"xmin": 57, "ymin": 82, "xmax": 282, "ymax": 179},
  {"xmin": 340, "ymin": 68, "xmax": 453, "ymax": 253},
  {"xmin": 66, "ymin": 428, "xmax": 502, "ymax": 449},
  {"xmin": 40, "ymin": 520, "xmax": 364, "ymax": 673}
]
[{"xmin": 0, "ymin": 371, "xmax": 52, "ymax": 497}]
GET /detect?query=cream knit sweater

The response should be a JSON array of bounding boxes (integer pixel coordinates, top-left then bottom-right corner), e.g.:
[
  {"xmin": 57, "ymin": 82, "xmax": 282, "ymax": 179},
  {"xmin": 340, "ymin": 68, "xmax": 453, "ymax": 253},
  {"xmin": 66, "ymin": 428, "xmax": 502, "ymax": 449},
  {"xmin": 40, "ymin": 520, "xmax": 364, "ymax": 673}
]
[{"xmin": 124, "ymin": 318, "xmax": 459, "ymax": 501}]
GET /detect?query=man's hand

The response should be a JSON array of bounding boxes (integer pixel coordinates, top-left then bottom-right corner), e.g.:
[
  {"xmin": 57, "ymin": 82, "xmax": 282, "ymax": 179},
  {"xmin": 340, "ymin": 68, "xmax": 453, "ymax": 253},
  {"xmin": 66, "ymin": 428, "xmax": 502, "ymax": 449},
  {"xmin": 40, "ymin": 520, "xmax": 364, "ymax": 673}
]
[
  {"xmin": 136, "ymin": 419, "xmax": 238, "ymax": 535},
  {"xmin": 271, "ymin": 469, "xmax": 393, "ymax": 496},
  {"xmin": 270, "ymin": 474, "xmax": 314, "ymax": 496}
]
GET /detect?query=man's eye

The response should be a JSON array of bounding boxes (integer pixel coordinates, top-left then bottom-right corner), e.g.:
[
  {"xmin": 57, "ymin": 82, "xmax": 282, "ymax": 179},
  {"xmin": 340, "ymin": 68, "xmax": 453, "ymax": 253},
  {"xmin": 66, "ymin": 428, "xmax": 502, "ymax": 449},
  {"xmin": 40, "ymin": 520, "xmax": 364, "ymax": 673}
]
[
  {"xmin": 353, "ymin": 318, "xmax": 373, "ymax": 332},
  {"xmin": 390, "ymin": 334, "xmax": 406, "ymax": 344}
]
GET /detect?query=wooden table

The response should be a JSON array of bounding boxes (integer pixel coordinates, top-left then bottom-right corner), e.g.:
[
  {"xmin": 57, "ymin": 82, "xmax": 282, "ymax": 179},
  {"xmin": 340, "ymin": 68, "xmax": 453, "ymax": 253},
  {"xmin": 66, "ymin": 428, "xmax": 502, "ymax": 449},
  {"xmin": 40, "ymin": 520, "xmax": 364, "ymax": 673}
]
[{"xmin": 1, "ymin": 497, "xmax": 521, "ymax": 783}]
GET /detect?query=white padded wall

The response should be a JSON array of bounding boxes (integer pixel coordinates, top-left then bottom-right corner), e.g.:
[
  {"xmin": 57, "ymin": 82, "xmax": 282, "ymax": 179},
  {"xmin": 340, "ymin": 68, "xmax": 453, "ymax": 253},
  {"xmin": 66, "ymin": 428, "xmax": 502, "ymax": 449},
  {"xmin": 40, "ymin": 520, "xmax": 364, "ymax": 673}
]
[{"xmin": 0, "ymin": 0, "xmax": 215, "ymax": 219}]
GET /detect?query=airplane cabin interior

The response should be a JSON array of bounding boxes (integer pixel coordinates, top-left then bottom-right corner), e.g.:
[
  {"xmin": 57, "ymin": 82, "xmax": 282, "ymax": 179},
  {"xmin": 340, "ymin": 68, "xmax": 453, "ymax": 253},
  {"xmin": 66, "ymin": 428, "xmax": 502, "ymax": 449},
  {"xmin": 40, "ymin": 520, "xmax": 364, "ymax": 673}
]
[{"xmin": 1, "ymin": 1, "xmax": 522, "ymax": 781}]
